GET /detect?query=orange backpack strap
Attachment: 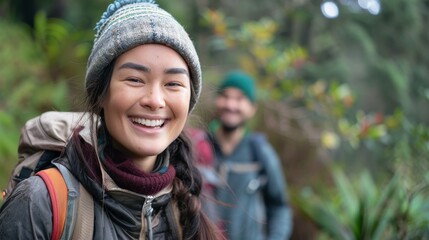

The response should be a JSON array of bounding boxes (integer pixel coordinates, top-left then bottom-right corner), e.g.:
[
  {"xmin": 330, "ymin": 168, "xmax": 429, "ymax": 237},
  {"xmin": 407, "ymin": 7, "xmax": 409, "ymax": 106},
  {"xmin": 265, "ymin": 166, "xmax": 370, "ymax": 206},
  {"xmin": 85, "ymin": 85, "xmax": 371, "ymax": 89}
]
[{"xmin": 37, "ymin": 168, "xmax": 68, "ymax": 240}]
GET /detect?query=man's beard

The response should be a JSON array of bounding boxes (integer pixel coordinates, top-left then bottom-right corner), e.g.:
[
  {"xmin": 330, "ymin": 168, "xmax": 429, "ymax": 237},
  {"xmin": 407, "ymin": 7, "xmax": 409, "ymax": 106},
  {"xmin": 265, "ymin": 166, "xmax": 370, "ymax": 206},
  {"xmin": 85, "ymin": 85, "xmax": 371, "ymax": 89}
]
[{"xmin": 220, "ymin": 120, "xmax": 246, "ymax": 133}]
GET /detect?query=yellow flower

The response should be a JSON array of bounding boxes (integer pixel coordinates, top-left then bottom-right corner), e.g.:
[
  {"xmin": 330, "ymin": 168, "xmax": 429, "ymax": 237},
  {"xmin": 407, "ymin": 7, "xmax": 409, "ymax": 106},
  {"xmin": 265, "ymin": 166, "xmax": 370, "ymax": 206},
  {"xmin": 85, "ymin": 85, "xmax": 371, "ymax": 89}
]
[
  {"xmin": 311, "ymin": 80, "xmax": 326, "ymax": 96},
  {"xmin": 321, "ymin": 131, "xmax": 340, "ymax": 149}
]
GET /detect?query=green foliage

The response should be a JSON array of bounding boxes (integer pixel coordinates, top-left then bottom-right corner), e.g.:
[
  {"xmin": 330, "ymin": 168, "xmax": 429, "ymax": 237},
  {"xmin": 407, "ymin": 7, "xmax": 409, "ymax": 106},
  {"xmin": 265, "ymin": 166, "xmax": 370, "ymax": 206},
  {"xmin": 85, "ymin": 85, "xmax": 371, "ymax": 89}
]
[
  {"xmin": 202, "ymin": 10, "xmax": 307, "ymax": 98},
  {"xmin": 293, "ymin": 107, "xmax": 429, "ymax": 239},
  {"xmin": 296, "ymin": 167, "xmax": 429, "ymax": 240},
  {"xmin": 32, "ymin": 12, "xmax": 92, "ymax": 81},
  {"xmin": 393, "ymin": 120, "xmax": 429, "ymax": 191},
  {"xmin": 0, "ymin": 15, "xmax": 90, "ymax": 191}
]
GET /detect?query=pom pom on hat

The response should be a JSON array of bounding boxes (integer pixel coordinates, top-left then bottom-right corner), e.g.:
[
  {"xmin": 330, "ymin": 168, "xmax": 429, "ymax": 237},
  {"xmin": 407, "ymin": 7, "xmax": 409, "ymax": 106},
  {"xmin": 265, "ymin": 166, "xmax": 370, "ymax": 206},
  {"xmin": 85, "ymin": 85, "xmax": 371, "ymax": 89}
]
[
  {"xmin": 86, "ymin": 0, "xmax": 201, "ymax": 111},
  {"xmin": 218, "ymin": 70, "xmax": 256, "ymax": 102}
]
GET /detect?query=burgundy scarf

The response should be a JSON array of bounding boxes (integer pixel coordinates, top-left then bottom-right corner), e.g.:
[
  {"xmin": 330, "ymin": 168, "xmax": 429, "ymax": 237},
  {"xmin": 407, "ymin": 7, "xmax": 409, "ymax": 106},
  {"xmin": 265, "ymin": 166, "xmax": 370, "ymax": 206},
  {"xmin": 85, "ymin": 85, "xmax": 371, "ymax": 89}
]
[{"xmin": 76, "ymin": 133, "xmax": 176, "ymax": 196}]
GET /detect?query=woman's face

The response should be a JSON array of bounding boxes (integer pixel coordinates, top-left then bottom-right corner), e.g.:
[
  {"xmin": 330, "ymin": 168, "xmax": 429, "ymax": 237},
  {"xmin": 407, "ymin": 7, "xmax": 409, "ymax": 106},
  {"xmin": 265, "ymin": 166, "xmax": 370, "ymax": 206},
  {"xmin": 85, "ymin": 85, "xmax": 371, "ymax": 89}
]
[{"xmin": 102, "ymin": 44, "xmax": 191, "ymax": 171}]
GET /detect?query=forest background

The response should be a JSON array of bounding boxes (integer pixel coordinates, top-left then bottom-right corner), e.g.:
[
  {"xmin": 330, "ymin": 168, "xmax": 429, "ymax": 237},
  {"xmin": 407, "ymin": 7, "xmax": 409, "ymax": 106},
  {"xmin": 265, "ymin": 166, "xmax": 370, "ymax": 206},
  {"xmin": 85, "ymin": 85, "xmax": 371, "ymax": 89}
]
[{"xmin": 0, "ymin": 0, "xmax": 428, "ymax": 239}]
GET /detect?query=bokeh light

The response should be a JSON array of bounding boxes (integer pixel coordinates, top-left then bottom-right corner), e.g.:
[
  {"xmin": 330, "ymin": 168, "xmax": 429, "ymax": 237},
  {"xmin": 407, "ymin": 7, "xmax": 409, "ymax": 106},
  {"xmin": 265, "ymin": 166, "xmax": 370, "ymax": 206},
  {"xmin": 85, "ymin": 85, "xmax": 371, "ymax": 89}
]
[
  {"xmin": 321, "ymin": 1, "xmax": 339, "ymax": 19},
  {"xmin": 322, "ymin": 0, "xmax": 381, "ymax": 18}
]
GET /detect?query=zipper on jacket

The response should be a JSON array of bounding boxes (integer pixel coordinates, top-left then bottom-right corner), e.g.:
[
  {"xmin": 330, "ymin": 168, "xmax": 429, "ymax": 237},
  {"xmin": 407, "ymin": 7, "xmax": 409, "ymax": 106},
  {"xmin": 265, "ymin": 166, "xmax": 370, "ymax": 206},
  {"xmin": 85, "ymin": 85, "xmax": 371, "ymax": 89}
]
[{"xmin": 143, "ymin": 195, "xmax": 155, "ymax": 240}]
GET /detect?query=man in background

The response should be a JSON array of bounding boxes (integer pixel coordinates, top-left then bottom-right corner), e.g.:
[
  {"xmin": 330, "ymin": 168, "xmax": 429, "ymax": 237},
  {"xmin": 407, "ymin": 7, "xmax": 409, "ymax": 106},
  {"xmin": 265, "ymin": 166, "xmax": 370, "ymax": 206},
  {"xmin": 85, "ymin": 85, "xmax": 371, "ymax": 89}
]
[{"xmin": 207, "ymin": 70, "xmax": 293, "ymax": 239}]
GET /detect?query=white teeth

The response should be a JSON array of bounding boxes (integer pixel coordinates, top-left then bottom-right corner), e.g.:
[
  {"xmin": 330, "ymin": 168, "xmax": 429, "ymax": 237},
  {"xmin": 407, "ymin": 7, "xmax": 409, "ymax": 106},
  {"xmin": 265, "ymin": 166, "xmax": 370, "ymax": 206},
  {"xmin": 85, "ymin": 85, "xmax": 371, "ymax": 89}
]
[{"xmin": 131, "ymin": 118, "xmax": 164, "ymax": 127}]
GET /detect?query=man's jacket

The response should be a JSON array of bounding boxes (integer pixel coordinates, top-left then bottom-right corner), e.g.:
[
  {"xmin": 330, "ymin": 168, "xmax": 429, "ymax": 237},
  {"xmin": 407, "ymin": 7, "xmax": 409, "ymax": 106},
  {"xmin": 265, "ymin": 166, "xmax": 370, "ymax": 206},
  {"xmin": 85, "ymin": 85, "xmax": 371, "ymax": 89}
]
[{"xmin": 210, "ymin": 131, "xmax": 293, "ymax": 240}]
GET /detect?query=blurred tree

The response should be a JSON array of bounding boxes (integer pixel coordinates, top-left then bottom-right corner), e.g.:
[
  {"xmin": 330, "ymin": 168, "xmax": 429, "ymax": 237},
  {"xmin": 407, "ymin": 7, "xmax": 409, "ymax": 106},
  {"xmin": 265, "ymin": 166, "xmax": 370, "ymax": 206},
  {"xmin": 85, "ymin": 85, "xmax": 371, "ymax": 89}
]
[
  {"xmin": 0, "ymin": 14, "xmax": 90, "ymax": 190},
  {"xmin": 295, "ymin": 0, "xmax": 429, "ymax": 123},
  {"xmin": 3, "ymin": 0, "xmax": 67, "ymax": 26}
]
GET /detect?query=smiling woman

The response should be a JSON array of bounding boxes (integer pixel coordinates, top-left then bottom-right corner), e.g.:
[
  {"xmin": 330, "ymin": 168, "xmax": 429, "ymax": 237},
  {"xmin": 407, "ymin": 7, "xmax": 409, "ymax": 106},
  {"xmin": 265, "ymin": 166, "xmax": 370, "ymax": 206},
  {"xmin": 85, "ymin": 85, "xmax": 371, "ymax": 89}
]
[
  {"xmin": 103, "ymin": 44, "xmax": 191, "ymax": 172},
  {"xmin": 0, "ymin": 1, "xmax": 223, "ymax": 240}
]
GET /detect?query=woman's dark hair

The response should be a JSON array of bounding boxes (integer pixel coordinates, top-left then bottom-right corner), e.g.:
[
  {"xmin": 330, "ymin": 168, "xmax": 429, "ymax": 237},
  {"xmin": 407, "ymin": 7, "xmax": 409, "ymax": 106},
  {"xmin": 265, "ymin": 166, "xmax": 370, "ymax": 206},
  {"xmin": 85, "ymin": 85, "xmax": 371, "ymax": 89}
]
[
  {"xmin": 168, "ymin": 133, "xmax": 223, "ymax": 240},
  {"xmin": 82, "ymin": 60, "xmax": 223, "ymax": 240}
]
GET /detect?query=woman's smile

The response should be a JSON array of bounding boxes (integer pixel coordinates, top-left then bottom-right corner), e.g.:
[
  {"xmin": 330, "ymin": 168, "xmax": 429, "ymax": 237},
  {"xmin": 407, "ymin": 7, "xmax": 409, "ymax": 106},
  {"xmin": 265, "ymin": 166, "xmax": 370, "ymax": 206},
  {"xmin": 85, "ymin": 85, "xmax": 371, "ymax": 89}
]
[{"xmin": 130, "ymin": 117, "xmax": 166, "ymax": 128}]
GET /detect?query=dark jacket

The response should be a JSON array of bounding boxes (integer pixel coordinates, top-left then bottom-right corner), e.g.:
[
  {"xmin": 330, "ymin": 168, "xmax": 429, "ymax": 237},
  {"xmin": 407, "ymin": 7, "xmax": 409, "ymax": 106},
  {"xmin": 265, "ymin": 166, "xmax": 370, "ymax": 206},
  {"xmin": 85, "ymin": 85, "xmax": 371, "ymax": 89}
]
[
  {"xmin": 0, "ymin": 112, "xmax": 182, "ymax": 240},
  {"xmin": 210, "ymin": 131, "xmax": 293, "ymax": 240}
]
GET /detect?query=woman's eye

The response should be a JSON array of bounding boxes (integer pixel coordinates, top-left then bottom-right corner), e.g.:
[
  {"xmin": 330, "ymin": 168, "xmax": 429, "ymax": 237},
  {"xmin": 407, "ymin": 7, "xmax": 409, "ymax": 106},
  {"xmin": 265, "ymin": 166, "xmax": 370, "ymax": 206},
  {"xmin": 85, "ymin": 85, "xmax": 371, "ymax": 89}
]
[
  {"xmin": 166, "ymin": 81, "xmax": 183, "ymax": 87},
  {"xmin": 126, "ymin": 78, "xmax": 143, "ymax": 83}
]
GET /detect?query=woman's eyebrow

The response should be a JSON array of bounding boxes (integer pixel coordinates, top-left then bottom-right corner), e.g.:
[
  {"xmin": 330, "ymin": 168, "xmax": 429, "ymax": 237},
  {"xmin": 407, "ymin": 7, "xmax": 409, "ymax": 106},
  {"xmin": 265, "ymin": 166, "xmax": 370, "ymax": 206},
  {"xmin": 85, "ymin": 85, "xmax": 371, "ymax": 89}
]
[
  {"xmin": 119, "ymin": 62, "xmax": 150, "ymax": 72},
  {"xmin": 119, "ymin": 62, "xmax": 189, "ymax": 77},
  {"xmin": 165, "ymin": 68, "xmax": 189, "ymax": 77}
]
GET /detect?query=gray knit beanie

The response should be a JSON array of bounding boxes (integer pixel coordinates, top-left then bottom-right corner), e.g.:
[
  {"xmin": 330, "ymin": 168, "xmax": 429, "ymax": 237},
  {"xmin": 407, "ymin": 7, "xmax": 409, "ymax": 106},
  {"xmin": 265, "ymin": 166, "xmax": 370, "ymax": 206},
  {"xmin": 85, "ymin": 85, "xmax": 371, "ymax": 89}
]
[{"xmin": 86, "ymin": 0, "xmax": 201, "ymax": 111}]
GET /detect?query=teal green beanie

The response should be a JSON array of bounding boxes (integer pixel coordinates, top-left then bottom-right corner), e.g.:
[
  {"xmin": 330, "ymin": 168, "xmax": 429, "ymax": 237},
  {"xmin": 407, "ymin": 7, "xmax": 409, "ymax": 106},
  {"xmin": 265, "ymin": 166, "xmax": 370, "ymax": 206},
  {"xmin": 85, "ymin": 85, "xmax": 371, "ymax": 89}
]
[{"xmin": 218, "ymin": 70, "xmax": 256, "ymax": 102}]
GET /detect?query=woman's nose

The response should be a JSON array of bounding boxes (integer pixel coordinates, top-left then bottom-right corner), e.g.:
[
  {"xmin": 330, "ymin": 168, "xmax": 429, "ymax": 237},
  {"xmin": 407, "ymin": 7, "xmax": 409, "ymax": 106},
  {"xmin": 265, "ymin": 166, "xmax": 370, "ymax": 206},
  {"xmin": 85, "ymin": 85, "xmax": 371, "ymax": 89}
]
[{"xmin": 139, "ymin": 85, "xmax": 166, "ymax": 110}]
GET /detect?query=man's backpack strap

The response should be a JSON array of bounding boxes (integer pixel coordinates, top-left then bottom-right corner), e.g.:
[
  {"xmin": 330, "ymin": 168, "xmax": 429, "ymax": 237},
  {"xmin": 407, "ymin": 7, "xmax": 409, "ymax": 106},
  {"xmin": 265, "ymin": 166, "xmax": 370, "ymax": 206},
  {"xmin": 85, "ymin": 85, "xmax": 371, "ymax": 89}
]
[
  {"xmin": 36, "ymin": 168, "xmax": 68, "ymax": 240},
  {"xmin": 247, "ymin": 133, "xmax": 268, "ymax": 193},
  {"xmin": 37, "ymin": 166, "xmax": 94, "ymax": 240}
]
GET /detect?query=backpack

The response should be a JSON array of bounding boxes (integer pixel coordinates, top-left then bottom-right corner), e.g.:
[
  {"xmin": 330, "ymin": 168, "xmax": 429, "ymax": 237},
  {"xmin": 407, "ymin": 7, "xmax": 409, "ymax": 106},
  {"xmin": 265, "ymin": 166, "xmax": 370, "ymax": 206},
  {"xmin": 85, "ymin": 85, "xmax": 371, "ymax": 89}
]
[
  {"xmin": 187, "ymin": 127, "xmax": 220, "ymax": 189},
  {"xmin": 186, "ymin": 127, "xmax": 221, "ymax": 223},
  {"xmin": 2, "ymin": 111, "xmax": 95, "ymax": 240},
  {"xmin": 247, "ymin": 133, "xmax": 269, "ymax": 193},
  {"xmin": 205, "ymin": 131, "xmax": 269, "ymax": 193}
]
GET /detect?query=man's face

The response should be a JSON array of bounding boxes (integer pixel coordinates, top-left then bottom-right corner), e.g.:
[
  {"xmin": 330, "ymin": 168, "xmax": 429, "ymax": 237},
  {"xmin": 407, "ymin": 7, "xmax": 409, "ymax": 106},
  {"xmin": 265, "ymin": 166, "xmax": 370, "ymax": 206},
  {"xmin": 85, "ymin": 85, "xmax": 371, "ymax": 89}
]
[{"xmin": 215, "ymin": 88, "xmax": 256, "ymax": 132}]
